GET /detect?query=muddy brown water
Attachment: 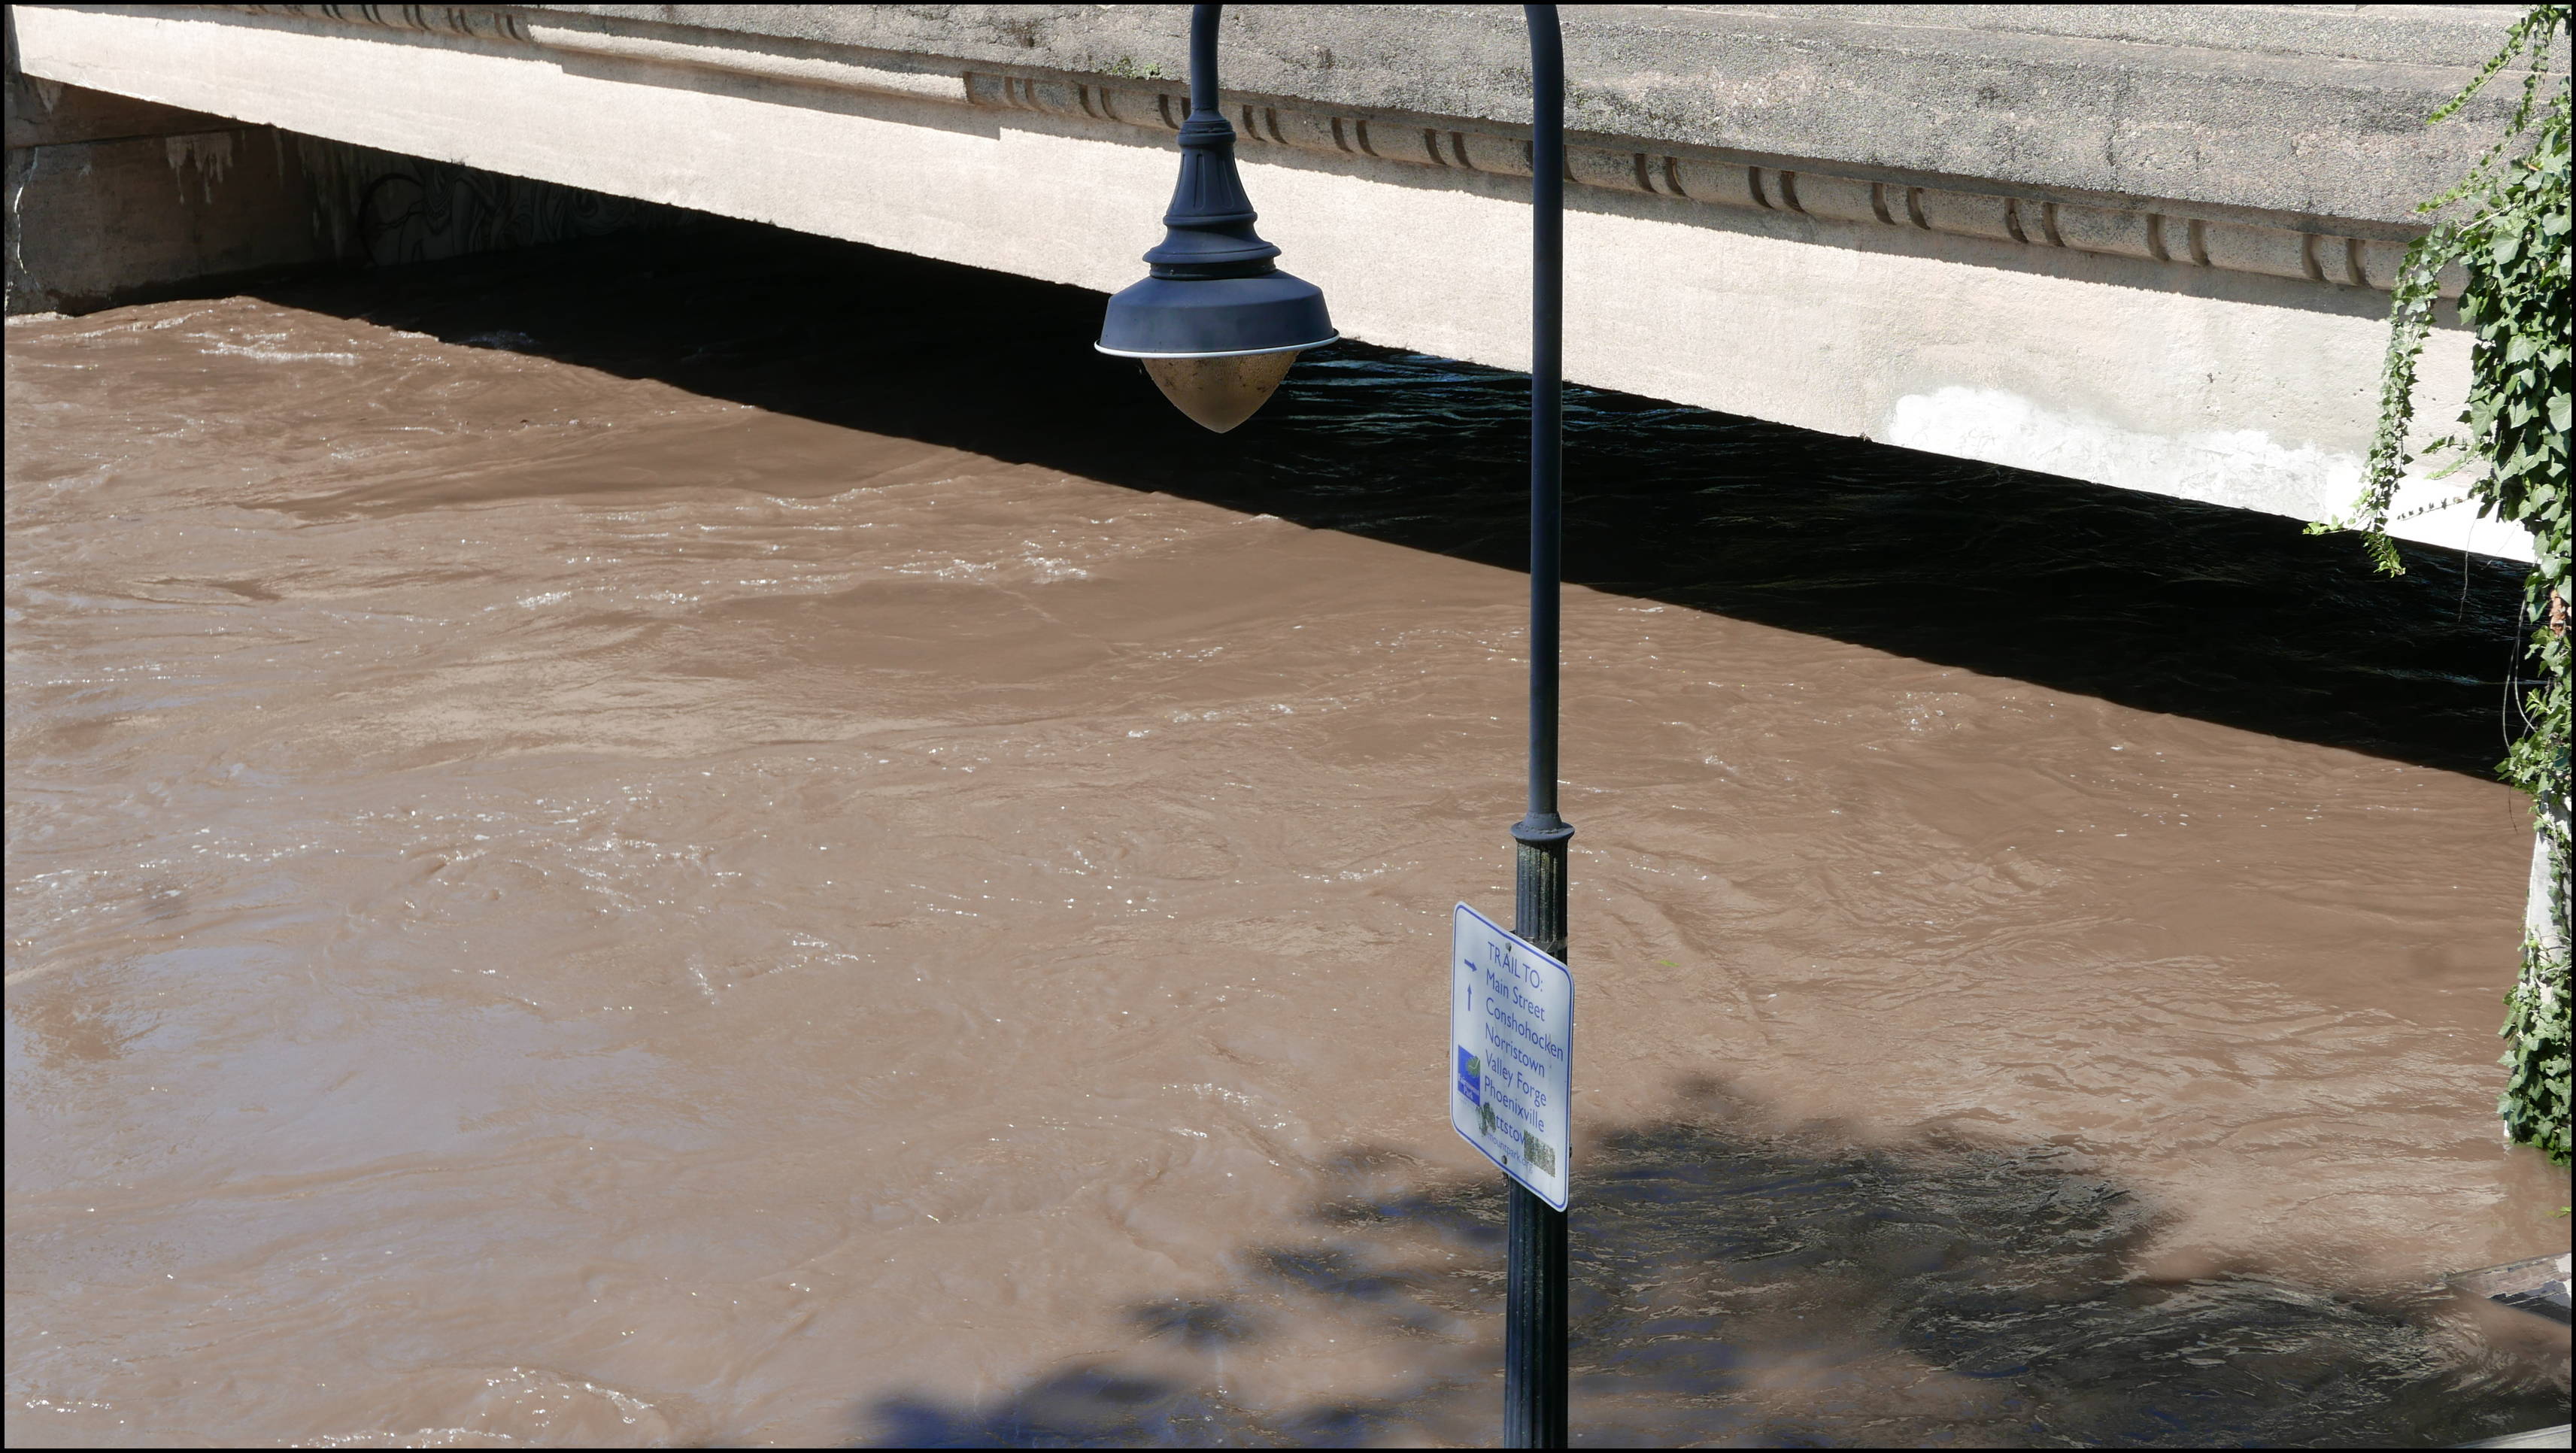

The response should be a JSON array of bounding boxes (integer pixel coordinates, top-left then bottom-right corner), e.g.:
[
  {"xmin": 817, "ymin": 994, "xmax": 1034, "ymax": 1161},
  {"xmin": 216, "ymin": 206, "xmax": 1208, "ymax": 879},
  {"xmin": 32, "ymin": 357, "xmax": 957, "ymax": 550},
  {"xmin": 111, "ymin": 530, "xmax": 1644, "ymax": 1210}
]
[{"xmin": 6, "ymin": 223, "xmax": 2568, "ymax": 1447}]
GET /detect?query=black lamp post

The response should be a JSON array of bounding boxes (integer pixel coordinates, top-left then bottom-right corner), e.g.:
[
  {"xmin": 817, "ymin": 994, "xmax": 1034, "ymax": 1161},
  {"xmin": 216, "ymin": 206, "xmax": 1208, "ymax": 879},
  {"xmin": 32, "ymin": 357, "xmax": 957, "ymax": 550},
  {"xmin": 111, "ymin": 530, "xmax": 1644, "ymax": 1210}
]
[{"xmin": 1099, "ymin": 5, "xmax": 1572, "ymax": 1446}]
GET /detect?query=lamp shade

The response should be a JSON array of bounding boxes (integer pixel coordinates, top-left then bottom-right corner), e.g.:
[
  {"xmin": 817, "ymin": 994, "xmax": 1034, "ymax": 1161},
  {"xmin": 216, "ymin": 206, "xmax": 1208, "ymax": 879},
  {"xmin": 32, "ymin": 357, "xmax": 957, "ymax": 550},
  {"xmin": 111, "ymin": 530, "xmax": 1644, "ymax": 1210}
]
[
  {"xmin": 1094, "ymin": 271, "xmax": 1335, "ymax": 359},
  {"xmin": 1097, "ymin": 61, "xmax": 1334, "ymax": 430}
]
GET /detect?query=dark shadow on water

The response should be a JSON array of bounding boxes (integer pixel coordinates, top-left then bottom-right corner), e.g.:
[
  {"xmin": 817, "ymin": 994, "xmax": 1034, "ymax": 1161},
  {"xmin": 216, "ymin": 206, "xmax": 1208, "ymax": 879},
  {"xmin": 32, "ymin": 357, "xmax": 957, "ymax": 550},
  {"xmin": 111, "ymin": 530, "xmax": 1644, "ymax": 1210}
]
[
  {"xmin": 851, "ymin": 1083, "xmax": 2567, "ymax": 1448},
  {"xmin": 212, "ymin": 226, "xmax": 2562, "ymax": 1444},
  {"xmin": 250, "ymin": 220, "xmax": 2532, "ymax": 778}
]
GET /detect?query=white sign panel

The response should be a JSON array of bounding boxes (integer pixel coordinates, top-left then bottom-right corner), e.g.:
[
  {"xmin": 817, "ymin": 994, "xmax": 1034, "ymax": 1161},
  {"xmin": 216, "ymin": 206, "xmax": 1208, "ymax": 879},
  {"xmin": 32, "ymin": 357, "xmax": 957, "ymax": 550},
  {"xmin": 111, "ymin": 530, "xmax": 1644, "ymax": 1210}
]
[{"xmin": 1450, "ymin": 902, "xmax": 1573, "ymax": 1210}]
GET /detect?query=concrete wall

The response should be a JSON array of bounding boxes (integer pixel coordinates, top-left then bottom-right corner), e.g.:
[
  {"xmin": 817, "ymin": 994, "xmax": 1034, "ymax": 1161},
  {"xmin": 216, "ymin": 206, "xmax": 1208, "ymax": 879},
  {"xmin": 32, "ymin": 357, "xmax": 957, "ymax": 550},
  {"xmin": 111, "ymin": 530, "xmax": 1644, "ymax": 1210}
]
[
  {"xmin": 4, "ymin": 56, "xmax": 335, "ymax": 313},
  {"xmin": 8, "ymin": 4, "xmax": 2550, "ymax": 560},
  {"xmin": 5, "ymin": 19, "xmax": 678, "ymax": 314}
]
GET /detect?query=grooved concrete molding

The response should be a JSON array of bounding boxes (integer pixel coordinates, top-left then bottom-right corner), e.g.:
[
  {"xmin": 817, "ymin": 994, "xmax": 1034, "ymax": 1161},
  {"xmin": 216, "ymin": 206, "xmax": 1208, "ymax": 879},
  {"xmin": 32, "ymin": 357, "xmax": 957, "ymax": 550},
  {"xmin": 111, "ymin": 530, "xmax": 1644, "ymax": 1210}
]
[{"xmin": 235, "ymin": 1, "xmax": 2568, "ymax": 294}]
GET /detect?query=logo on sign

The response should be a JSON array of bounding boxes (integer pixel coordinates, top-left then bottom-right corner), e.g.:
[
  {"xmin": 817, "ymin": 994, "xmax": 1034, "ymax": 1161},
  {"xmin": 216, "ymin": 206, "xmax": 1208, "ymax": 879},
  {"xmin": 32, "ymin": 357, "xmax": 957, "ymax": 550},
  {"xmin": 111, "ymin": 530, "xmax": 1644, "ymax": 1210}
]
[{"xmin": 1456, "ymin": 1047, "xmax": 1482, "ymax": 1106}]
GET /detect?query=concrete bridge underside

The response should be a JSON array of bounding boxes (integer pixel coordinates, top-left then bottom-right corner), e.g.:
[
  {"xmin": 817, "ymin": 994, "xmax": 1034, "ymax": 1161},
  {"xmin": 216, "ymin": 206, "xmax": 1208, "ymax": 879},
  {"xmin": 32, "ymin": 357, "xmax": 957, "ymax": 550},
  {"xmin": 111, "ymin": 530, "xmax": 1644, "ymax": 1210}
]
[{"xmin": 7, "ymin": 3, "xmax": 2562, "ymax": 560}]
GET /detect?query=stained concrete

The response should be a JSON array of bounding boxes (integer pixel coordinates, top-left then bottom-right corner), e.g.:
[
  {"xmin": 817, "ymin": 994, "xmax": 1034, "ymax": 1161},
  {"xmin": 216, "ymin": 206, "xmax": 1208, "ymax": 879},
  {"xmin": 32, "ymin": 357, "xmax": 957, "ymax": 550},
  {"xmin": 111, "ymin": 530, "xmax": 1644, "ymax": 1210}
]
[
  {"xmin": 542, "ymin": 2, "xmax": 2566, "ymax": 229},
  {"xmin": 3, "ymin": 62, "xmax": 339, "ymax": 314},
  {"xmin": 4, "ymin": 44, "xmax": 677, "ymax": 315}
]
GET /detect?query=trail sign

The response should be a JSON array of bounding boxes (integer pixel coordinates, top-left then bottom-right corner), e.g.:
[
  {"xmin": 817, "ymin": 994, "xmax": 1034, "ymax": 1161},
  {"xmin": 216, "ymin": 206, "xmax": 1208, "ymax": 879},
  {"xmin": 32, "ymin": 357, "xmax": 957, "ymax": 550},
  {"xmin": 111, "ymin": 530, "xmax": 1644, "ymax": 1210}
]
[{"xmin": 1450, "ymin": 902, "xmax": 1573, "ymax": 1210}]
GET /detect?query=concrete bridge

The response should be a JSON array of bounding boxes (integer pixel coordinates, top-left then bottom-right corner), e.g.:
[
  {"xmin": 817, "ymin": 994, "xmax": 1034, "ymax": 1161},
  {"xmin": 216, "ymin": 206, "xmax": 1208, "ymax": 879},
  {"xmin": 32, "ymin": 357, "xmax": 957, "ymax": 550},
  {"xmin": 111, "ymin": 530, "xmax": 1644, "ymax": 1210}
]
[{"xmin": 6, "ymin": 4, "xmax": 2562, "ymax": 560}]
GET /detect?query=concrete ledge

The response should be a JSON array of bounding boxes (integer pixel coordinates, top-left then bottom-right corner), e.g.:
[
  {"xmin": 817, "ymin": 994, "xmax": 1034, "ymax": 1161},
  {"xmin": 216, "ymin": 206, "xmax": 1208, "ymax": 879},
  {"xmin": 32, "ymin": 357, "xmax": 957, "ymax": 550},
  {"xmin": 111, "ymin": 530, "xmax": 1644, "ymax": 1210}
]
[
  {"xmin": 184, "ymin": 2, "xmax": 2510, "ymax": 298},
  {"xmin": 528, "ymin": 2, "xmax": 2562, "ymax": 229}
]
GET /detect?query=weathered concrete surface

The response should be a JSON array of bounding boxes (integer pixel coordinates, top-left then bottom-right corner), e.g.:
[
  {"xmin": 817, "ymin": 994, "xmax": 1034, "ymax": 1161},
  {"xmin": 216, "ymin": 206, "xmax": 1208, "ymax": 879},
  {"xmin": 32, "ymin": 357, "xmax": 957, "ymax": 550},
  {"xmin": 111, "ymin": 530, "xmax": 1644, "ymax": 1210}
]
[
  {"xmin": 5, "ymin": 23, "xmax": 679, "ymax": 313},
  {"xmin": 4, "ymin": 58, "xmax": 341, "ymax": 314},
  {"xmin": 544, "ymin": 2, "xmax": 2565, "ymax": 231},
  {"xmin": 6, "ymin": 4, "xmax": 2544, "ymax": 559}
]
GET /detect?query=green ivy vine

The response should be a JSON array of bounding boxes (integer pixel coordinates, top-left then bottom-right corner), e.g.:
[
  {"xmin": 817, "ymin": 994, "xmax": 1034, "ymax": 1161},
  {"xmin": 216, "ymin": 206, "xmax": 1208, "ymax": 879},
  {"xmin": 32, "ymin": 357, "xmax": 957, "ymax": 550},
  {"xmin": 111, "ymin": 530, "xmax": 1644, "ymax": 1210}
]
[{"xmin": 2328, "ymin": 4, "xmax": 2570, "ymax": 1165}]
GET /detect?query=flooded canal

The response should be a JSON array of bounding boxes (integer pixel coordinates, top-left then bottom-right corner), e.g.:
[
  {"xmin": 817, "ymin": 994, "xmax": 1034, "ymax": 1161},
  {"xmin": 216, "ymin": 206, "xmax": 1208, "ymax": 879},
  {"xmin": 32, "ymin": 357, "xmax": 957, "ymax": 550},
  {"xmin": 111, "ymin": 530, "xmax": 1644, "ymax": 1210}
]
[{"xmin": 6, "ymin": 222, "xmax": 2567, "ymax": 1446}]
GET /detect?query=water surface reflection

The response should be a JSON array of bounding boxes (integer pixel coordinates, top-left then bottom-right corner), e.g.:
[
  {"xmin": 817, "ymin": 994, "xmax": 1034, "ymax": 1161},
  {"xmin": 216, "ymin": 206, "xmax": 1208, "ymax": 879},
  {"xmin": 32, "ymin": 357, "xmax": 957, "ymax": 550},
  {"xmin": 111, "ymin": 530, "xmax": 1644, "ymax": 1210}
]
[{"xmin": 4, "ymin": 222, "xmax": 2564, "ymax": 1448}]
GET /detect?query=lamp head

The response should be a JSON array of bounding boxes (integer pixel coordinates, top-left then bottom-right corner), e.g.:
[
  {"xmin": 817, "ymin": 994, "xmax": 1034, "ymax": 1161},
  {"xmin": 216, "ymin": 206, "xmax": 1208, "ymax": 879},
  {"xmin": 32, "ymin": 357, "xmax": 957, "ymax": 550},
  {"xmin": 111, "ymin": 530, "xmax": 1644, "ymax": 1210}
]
[
  {"xmin": 1098, "ymin": 95, "xmax": 1333, "ymax": 431},
  {"xmin": 1097, "ymin": 270, "xmax": 1335, "ymax": 432}
]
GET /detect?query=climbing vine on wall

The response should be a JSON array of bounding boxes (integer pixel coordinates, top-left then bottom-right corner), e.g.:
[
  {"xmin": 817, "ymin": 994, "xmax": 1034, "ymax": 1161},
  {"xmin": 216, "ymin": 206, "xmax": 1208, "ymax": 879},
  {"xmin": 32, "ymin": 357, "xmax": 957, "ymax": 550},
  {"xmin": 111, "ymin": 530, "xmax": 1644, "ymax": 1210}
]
[{"xmin": 2334, "ymin": 3, "xmax": 2570, "ymax": 1165}]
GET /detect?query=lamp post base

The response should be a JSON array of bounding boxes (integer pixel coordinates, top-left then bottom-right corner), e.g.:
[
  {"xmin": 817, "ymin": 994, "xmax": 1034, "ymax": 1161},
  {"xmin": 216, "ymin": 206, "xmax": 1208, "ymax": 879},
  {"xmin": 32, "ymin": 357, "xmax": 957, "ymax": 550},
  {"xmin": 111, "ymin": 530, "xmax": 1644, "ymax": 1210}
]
[
  {"xmin": 1503, "ymin": 1182, "xmax": 1569, "ymax": 1448},
  {"xmin": 1506, "ymin": 814, "xmax": 1571, "ymax": 1448}
]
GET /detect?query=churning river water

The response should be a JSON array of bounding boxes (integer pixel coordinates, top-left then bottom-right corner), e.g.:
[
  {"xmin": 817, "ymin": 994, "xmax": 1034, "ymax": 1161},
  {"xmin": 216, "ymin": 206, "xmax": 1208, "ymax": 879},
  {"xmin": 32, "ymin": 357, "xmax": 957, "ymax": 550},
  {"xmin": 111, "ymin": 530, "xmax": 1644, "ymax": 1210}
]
[{"xmin": 6, "ymin": 223, "xmax": 2568, "ymax": 1448}]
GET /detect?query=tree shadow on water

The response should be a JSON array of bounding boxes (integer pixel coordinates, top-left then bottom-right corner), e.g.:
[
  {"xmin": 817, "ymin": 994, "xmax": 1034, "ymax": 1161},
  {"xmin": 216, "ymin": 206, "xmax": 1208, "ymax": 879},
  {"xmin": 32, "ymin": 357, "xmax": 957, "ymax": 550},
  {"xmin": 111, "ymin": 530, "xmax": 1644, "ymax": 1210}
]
[{"xmin": 852, "ymin": 1082, "xmax": 2565, "ymax": 1448}]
